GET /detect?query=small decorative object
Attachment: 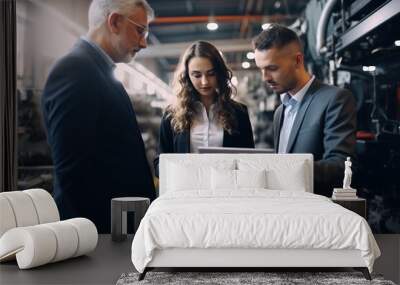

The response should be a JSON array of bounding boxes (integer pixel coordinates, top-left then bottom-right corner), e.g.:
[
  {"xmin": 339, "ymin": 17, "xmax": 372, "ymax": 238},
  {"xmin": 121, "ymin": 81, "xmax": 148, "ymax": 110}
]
[
  {"xmin": 332, "ymin": 157, "xmax": 357, "ymax": 199},
  {"xmin": 343, "ymin": 157, "xmax": 354, "ymax": 190}
]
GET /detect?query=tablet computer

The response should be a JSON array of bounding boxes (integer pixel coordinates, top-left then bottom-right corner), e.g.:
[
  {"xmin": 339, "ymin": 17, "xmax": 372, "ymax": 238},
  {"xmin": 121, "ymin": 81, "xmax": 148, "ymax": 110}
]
[{"xmin": 198, "ymin": 147, "xmax": 274, "ymax": 154}]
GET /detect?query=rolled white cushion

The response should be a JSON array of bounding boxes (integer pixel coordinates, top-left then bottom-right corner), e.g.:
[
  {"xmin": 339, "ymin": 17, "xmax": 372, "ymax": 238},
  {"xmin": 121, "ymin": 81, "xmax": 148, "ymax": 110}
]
[
  {"xmin": 24, "ymin": 189, "xmax": 60, "ymax": 223},
  {"xmin": 64, "ymin": 218, "xmax": 98, "ymax": 257},
  {"xmin": 0, "ymin": 226, "xmax": 57, "ymax": 269},
  {"xmin": 0, "ymin": 196, "xmax": 17, "ymax": 237},
  {"xmin": 42, "ymin": 221, "xmax": 79, "ymax": 262},
  {"xmin": 0, "ymin": 189, "xmax": 59, "ymax": 239},
  {"xmin": 0, "ymin": 218, "xmax": 98, "ymax": 269},
  {"xmin": 0, "ymin": 191, "xmax": 39, "ymax": 227}
]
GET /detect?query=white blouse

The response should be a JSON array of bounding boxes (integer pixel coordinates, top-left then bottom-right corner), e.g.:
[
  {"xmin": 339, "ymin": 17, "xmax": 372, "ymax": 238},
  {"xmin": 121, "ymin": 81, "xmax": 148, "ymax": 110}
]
[{"xmin": 190, "ymin": 102, "xmax": 224, "ymax": 153}]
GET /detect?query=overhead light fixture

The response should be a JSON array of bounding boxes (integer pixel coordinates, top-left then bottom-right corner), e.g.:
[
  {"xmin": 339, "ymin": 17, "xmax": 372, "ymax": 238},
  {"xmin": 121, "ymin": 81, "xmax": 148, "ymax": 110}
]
[
  {"xmin": 261, "ymin": 23, "xmax": 271, "ymax": 30},
  {"xmin": 362, "ymin": 66, "xmax": 376, "ymax": 72},
  {"xmin": 242, "ymin": 61, "xmax": 250, "ymax": 69},
  {"xmin": 207, "ymin": 16, "xmax": 218, "ymax": 31},
  {"xmin": 395, "ymin": 40, "xmax": 400, "ymax": 46},
  {"xmin": 246, "ymin": 52, "xmax": 255, "ymax": 60},
  {"xmin": 274, "ymin": 1, "xmax": 281, "ymax": 9},
  {"xmin": 207, "ymin": 22, "xmax": 218, "ymax": 31}
]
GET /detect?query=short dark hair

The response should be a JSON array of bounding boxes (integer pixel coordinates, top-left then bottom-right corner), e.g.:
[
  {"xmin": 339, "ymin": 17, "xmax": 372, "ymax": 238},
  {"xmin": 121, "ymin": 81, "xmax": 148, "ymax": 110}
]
[{"xmin": 253, "ymin": 24, "xmax": 301, "ymax": 51}]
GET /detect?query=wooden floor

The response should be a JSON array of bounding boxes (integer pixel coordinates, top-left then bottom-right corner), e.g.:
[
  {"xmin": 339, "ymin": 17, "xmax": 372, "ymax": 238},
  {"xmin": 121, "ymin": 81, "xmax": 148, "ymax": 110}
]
[
  {"xmin": 0, "ymin": 234, "xmax": 398, "ymax": 284},
  {"xmin": 0, "ymin": 235, "xmax": 134, "ymax": 285}
]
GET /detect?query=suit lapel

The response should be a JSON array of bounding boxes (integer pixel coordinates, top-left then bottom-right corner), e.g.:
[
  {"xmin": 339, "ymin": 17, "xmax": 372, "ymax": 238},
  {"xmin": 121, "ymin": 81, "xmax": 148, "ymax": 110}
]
[
  {"xmin": 274, "ymin": 105, "xmax": 284, "ymax": 152},
  {"xmin": 222, "ymin": 130, "xmax": 230, "ymax": 146},
  {"xmin": 175, "ymin": 130, "xmax": 190, "ymax": 153},
  {"xmin": 285, "ymin": 79, "xmax": 322, "ymax": 153},
  {"xmin": 183, "ymin": 130, "xmax": 190, "ymax": 152},
  {"xmin": 76, "ymin": 39, "xmax": 112, "ymax": 76},
  {"xmin": 77, "ymin": 39, "xmax": 144, "ymax": 138}
]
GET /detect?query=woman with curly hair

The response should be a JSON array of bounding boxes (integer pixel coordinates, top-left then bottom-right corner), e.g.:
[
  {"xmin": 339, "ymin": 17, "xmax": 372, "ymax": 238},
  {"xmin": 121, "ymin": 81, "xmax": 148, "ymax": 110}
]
[{"xmin": 154, "ymin": 41, "xmax": 255, "ymax": 176}]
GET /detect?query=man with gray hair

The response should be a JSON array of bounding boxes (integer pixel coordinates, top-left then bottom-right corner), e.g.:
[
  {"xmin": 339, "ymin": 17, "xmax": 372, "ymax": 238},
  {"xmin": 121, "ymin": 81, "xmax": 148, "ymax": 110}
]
[{"xmin": 42, "ymin": 0, "xmax": 156, "ymax": 233}]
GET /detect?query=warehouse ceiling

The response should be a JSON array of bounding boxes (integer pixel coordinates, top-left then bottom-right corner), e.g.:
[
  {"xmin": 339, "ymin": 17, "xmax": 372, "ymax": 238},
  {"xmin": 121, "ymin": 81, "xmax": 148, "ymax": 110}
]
[
  {"xmin": 21, "ymin": 0, "xmax": 309, "ymax": 77},
  {"xmin": 142, "ymin": 0, "xmax": 309, "ymax": 72}
]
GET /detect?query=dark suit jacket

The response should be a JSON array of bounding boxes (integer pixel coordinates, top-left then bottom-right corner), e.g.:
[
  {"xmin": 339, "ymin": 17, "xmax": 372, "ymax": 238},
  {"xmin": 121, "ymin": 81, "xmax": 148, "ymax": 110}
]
[
  {"xmin": 273, "ymin": 79, "xmax": 356, "ymax": 196},
  {"xmin": 154, "ymin": 102, "xmax": 255, "ymax": 177},
  {"xmin": 42, "ymin": 39, "xmax": 156, "ymax": 233}
]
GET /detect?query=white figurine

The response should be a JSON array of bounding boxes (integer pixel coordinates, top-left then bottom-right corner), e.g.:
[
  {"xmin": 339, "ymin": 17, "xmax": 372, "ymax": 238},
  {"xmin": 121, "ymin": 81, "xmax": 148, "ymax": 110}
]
[{"xmin": 342, "ymin": 157, "xmax": 353, "ymax": 189}]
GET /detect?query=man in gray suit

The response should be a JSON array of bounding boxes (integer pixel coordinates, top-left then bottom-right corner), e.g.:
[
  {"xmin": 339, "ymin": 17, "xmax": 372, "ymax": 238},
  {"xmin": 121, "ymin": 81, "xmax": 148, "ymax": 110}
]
[
  {"xmin": 253, "ymin": 24, "xmax": 356, "ymax": 196},
  {"xmin": 42, "ymin": 0, "xmax": 156, "ymax": 233}
]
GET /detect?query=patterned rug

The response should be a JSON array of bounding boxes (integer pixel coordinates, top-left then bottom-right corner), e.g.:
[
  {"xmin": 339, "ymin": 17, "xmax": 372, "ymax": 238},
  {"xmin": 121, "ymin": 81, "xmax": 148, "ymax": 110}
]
[{"xmin": 116, "ymin": 271, "xmax": 396, "ymax": 285}]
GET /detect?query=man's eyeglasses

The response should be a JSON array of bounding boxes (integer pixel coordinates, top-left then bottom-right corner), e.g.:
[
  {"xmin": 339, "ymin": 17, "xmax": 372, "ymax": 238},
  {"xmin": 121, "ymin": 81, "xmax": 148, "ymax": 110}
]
[{"xmin": 125, "ymin": 17, "xmax": 149, "ymax": 39}]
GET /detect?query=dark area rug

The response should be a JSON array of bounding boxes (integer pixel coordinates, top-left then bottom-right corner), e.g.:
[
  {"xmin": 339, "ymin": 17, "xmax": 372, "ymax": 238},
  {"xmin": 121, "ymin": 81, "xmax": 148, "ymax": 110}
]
[{"xmin": 116, "ymin": 271, "xmax": 396, "ymax": 285}]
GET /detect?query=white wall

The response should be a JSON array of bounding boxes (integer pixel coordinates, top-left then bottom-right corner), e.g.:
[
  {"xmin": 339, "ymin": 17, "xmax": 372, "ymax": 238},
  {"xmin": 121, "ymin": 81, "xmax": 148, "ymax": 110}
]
[{"xmin": 17, "ymin": 0, "xmax": 90, "ymax": 90}]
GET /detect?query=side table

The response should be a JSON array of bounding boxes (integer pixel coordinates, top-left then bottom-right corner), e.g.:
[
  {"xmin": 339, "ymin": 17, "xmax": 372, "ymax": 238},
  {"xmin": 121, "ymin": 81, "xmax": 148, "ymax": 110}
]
[
  {"xmin": 331, "ymin": 197, "xmax": 367, "ymax": 219},
  {"xmin": 111, "ymin": 197, "xmax": 150, "ymax": 242}
]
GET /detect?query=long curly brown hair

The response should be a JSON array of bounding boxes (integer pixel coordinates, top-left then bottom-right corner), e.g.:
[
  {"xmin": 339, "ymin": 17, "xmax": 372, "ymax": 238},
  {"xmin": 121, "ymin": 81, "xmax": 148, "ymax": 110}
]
[{"xmin": 168, "ymin": 41, "xmax": 238, "ymax": 134}]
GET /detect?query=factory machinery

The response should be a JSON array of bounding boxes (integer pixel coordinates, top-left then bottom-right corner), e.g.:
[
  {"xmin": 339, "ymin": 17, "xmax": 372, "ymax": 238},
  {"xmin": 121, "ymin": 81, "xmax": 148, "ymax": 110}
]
[{"xmin": 306, "ymin": 0, "xmax": 400, "ymax": 233}]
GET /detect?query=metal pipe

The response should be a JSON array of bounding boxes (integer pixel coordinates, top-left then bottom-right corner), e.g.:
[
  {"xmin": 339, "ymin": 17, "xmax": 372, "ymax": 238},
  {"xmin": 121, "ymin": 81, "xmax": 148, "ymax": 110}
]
[
  {"xmin": 151, "ymin": 14, "xmax": 296, "ymax": 25},
  {"xmin": 316, "ymin": 0, "xmax": 338, "ymax": 56}
]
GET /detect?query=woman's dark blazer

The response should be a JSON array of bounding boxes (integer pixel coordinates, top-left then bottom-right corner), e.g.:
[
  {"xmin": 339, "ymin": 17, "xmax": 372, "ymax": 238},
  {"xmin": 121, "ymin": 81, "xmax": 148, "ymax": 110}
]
[{"xmin": 154, "ymin": 102, "xmax": 255, "ymax": 177}]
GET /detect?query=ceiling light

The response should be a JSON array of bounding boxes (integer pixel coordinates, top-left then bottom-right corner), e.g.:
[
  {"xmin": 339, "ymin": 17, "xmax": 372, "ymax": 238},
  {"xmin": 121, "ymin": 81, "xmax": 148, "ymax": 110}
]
[
  {"xmin": 274, "ymin": 1, "xmax": 281, "ymax": 9},
  {"xmin": 395, "ymin": 40, "xmax": 400, "ymax": 46},
  {"xmin": 261, "ymin": 23, "xmax": 271, "ymax": 30},
  {"xmin": 242, "ymin": 61, "xmax": 250, "ymax": 69},
  {"xmin": 246, "ymin": 52, "xmax": 255, "ymax": 60},
  {"xmin": 362, "ymin": 66, "xmax": 376, "ymax": 72},
  {"xmin": 207, "ymin": 22, "xmax": 218, "ymax": 31}
]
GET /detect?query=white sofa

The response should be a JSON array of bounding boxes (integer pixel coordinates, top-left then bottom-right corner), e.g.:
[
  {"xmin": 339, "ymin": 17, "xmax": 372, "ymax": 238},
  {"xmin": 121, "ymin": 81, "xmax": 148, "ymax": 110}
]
[
  {"xmin": 132, "ymin": 153, "xmax": 380, "ymax": 281},
  {"xmin": 0, "ymin": 189, "xmax": 98, "ymax": 269}
]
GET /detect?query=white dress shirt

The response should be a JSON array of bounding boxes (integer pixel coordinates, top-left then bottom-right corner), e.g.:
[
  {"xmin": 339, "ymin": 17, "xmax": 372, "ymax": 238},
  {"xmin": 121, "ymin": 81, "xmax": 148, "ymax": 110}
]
[
  {"xmin": 278, "ymin": 76, "xmax": 315, "ymax": 153},
  {"xmin": 190, "ymin": 102, "xmax": 224, "ymax": 153}
]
